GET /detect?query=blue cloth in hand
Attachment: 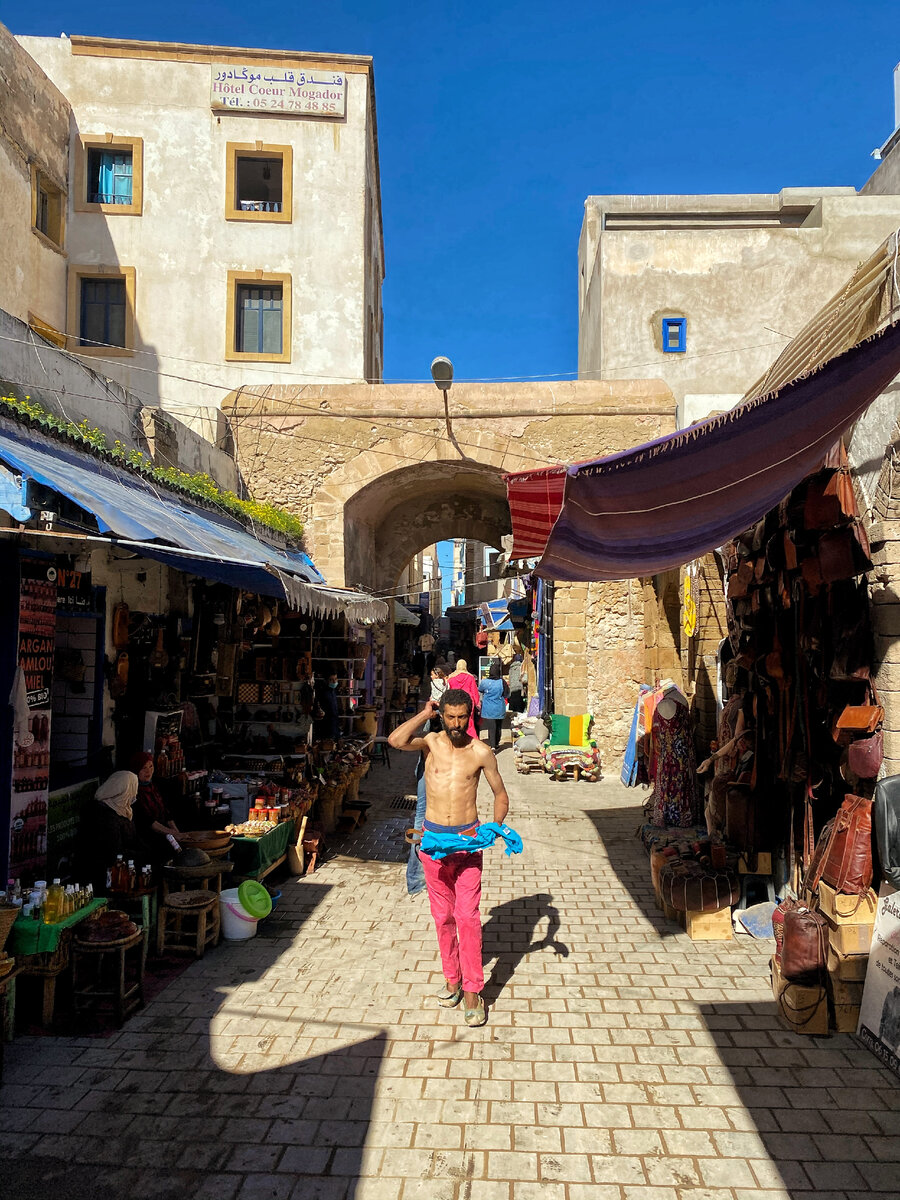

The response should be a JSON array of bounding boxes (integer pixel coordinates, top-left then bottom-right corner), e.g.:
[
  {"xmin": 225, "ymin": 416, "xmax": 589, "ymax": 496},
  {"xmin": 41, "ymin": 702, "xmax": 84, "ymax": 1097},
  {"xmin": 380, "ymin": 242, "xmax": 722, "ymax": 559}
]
[{"xmin": 419, "ymin": 822, "xmax": 523, "ymax": 860}]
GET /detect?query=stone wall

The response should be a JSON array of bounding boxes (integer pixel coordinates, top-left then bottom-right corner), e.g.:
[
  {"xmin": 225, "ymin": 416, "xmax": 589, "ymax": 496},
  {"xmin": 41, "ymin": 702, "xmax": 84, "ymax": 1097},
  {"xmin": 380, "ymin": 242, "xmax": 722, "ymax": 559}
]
[
  {"xmin": 226, "ymin": 379, "xmax": 679, "ymax": 760},
  {"xmin": 0, "ymin": 22, "xmax": 70, "ymax": 335}
]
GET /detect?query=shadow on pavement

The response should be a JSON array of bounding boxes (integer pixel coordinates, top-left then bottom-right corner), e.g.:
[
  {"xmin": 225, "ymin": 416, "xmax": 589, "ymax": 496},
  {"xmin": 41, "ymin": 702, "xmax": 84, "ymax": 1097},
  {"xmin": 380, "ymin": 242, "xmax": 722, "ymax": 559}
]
[
  {"xmin": 2, "ymin": 881, "xmax": 390, "ymax": 1200},
  {"xmin": 585, "ymin": 805, "xmax": 683, "ymax": 939},
  {"xmin": 482, "ymin": 892, "xmax": 569, "ymax": 1006},
  {"xmin": 697, "ymin": 1000, "xmax": 900, "ymax": 1197}
]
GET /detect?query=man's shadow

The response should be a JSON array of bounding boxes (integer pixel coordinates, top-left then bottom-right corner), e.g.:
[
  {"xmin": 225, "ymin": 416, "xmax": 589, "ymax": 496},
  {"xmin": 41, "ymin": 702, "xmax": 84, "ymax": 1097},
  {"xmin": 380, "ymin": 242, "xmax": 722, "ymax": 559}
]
[{"xmin": 481, "ymin": 892, "xmax": 569, "ymax": 1006}]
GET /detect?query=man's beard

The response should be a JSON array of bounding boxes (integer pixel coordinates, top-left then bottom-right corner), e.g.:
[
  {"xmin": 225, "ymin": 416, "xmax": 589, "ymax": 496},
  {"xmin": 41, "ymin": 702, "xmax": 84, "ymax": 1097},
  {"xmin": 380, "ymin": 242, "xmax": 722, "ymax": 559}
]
[{"xmin": 448, "ymin": 728, "xmax": 466, "ymax": 739}]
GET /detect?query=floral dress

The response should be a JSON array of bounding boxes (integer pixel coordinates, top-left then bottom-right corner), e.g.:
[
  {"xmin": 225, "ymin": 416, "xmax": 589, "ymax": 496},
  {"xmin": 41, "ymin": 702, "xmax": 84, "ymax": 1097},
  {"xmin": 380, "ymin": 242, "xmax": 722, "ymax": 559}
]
[{"xmin": 649, "ymin": 701, "xmax": 698, "ymax": 827}]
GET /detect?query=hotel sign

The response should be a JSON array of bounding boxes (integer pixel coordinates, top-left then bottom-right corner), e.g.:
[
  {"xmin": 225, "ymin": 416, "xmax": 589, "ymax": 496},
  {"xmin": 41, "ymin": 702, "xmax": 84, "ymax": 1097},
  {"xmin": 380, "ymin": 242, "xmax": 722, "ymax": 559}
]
[{"xmin": 211, "ymin": 65, "xmax": 346, "ymax": 117}]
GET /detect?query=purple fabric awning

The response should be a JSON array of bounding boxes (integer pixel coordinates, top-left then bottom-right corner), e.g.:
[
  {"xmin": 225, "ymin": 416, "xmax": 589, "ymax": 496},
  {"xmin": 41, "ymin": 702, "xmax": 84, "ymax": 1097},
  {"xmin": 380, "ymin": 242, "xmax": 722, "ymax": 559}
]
[{"xmin": 536, "ymin": 321, "xmax": 900, "ymax": 582}]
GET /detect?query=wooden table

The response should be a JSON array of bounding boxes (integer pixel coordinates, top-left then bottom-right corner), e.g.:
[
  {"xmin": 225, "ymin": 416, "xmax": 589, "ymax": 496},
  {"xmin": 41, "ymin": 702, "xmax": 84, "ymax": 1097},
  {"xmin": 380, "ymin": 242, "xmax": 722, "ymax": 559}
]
[{"xmin": 9, "ymin": 900, "xmax": 108, "ymax": 1026}]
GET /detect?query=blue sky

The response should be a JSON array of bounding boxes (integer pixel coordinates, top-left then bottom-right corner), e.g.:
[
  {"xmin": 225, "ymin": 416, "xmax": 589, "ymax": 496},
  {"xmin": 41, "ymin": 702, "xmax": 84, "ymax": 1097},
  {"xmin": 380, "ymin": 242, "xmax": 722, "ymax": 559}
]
[{"xmin": 13, "ymin": 2, "xmax": 899, "ymax": 387}]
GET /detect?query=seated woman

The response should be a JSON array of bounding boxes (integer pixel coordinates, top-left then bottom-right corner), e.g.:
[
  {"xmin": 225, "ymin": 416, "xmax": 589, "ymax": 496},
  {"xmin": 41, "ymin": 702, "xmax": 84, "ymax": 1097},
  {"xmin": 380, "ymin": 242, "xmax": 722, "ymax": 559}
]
[
  {"xmin": 129, "ymin": 751, "xmax": 181, "ymax": 864},
  {"xmin": 79, "ymin": 771, "xmax": 151, "ymax": 894}
]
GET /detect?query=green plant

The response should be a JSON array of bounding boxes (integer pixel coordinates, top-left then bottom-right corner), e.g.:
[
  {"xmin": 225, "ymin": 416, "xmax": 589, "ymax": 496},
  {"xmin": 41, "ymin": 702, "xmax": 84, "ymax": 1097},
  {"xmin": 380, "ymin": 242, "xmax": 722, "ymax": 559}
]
[{"xmin": 0, "ymin": 394, "xmax": 304, "ymax": 541}]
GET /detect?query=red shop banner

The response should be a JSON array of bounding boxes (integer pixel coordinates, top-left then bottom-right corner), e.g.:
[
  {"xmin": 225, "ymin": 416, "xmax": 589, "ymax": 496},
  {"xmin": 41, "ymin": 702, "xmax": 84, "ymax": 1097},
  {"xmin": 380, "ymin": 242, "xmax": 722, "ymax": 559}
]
[{"xmin": 9, "ymin": 557, "xmax": 56, "ymax": 877}]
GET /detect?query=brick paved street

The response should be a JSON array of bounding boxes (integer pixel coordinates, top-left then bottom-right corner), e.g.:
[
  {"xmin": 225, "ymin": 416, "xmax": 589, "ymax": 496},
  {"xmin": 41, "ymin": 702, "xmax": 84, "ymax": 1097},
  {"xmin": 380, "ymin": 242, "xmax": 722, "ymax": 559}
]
[{"xmin": 2, "ymin": 752, "xmax": 899, "ymax": 1200}]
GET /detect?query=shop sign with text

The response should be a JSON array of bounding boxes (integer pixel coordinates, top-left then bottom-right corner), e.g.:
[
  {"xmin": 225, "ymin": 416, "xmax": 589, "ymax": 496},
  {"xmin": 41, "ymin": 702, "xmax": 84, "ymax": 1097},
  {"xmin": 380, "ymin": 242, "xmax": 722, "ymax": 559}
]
[
  {"xmin": 858, "ymin": 883, "xmax": 900, "ymax": 1079},
  {"xmin": 211, "ymin": 65, "xmax": 346, "ymax": 117},
  {"xmin": 9, "ymin": 557, "xmax": 56, "ymax": 877}
]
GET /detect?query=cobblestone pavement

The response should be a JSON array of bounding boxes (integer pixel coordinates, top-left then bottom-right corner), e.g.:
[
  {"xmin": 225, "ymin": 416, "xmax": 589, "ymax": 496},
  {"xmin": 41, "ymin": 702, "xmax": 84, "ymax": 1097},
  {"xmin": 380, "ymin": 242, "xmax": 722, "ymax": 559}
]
[{"xmin": 2, "ymin": 751, "xmax": 899, "ymax": 1200}]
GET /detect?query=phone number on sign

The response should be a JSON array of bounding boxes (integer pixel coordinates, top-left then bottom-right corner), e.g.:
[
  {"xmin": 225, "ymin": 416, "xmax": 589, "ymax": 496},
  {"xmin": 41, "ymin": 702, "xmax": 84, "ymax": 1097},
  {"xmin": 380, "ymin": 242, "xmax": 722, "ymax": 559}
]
[{"xmin": 219, "ymin": 96, "xmax": 342, "ymax": 113}]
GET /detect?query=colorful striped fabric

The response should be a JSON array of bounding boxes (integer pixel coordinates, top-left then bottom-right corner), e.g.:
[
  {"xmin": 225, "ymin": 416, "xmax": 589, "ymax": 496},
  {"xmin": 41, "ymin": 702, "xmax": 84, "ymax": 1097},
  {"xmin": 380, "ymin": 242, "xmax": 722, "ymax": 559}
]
[
  {"xmin": 506, "ymin": 320, "xmax": 900, "ymax": 582},
  {"xmin": 504, "ymin": 465, "xmax": 567, "ymax": 560}
]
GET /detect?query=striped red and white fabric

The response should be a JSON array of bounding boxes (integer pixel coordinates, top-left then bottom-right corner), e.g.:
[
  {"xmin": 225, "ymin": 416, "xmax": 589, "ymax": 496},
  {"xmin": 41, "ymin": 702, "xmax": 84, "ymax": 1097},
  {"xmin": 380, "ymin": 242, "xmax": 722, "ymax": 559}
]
[{"xmin": 504, "ymin": 465, "xmax": 567, "ymax": 560}]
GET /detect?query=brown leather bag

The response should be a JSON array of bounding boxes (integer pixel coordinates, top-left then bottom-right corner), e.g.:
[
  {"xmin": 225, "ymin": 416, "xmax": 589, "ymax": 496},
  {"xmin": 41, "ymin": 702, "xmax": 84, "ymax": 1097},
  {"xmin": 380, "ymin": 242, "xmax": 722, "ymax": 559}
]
[
  {"xmin": 833, "ymin": 701, "xmax": 884, "ymax": 745},
  {"xmin": 772, "ymin": 897, "xmax": 800, "ymax": 970},
  {"xmin": 847, "ymin": 729, "xmax": 884, "ymax": 779},
  {"xmin": 820, "ymin": 794, "xmax": 873, "ymax": 895},
  {"xmin": 806, "ymin": 818, "xmax": 835, "ymax": 892},
  {"xmin": 728, "ymin": 560, "xmax": 754, "ymax": 600},
  {"xmin": 781, "ymin": 907, "xmax": 828, "ymax": 982},
  {"xmin": 804, "ymin": 442, "xmax": 858, "ymax": 529}
]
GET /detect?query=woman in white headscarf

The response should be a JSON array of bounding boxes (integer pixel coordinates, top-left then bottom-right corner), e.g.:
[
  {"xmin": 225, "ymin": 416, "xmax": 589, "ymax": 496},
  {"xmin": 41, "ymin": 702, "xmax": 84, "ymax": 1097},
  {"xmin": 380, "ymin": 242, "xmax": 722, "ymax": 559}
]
[{"xmin": 80, "ymin": 771, "xmax": 149, "ymax": 893}]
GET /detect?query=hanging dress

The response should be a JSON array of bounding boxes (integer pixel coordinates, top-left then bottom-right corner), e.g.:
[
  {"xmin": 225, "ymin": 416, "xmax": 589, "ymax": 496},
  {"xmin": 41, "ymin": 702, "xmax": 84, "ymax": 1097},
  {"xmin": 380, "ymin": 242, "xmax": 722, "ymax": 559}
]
[{"xmin": 649, "ymin": 700, "xmax": 698, "ymax": 827}]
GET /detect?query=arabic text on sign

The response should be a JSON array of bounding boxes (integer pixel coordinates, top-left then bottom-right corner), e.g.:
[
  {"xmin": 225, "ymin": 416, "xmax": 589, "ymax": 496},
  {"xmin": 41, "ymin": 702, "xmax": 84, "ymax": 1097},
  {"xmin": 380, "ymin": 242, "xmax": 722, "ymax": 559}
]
[{"xmin": 210, "ymin": 64, "xmax": 347, "ymax": 117}]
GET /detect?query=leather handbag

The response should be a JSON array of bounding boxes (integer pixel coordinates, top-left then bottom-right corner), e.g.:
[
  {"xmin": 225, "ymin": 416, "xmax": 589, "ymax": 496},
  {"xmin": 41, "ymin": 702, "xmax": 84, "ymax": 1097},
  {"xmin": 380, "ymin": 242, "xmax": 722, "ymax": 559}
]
[
  {"xmin": 728, "ymin": 560, "xmax": 754, "ymax": 600},
  {"xmin": 874, "ymin": 774, "xmax": 900, "ymax": 890},
  {"xmin": 847, "ymin": 729, "xmax": 884, "ymax": 779},
  {"xmin": 781, "ymin": 906, "xmax": 828, "ymax": 982},
  {"xmin": 818, "ymin": 527, "xmax": 871, "ymax": 583},
  {"xmin": 772, "ymin": 897, "xmax": 800, "ymax": 970},
  {"xmin": 820, "ymin": 793, "xmax": 874, "ymax": 895},
  {"xmin": 833, "ymin": 697, "xmax": 884, "ymax": 745},
  {"xmin": 806, "ymin": 818, "xmax": 835, "ymax": 892},
  {"xmin": 804, "ymin": 442, "xmax": 858, "ymax": 529}
]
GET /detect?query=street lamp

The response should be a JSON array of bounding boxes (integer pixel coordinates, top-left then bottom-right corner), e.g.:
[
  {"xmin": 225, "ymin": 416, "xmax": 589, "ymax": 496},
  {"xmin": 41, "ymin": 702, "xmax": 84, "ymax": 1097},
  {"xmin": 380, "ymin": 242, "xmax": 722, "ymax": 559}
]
[
  {"xmin": 430, "ymin": 356, "xmax": 453, "ymax": 391},
  {"xmin": 431, "ymin": 356, "xmax": 455, "ymax": 444}
]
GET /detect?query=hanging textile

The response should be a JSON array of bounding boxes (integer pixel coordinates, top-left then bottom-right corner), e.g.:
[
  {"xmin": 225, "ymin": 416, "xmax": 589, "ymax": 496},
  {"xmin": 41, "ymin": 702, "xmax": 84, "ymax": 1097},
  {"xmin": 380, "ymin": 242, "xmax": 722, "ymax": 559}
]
[{"xmin": 533, "ymin": 320, "xmax": 900, "ymax": 582}]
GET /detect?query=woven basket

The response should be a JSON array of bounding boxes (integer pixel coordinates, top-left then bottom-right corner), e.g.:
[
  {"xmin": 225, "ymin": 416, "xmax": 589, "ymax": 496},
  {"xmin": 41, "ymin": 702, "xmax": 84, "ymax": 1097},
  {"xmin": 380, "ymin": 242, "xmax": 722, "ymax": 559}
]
[{"xmin": 0, "ymin": 904, "xmax": 18, "ymax": 956}]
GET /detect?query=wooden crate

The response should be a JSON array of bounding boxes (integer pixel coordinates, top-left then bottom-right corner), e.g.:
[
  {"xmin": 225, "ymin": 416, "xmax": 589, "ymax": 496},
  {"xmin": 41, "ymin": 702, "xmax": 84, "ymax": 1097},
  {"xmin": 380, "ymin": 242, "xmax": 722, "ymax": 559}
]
[
  {"xmin": 771, "ymin": 957, "xmax": 828, "ymax": 1035},
  {"xmin": 738, "ymin": 852, "xmax": 772, "ymax": 875},
  {"xmin": 817, "ymin": 881, "xmax": 877, "ymax": 922},
  {"xmin": 685, "ymin": 906, "xmax": 732, "ymax": 941}
]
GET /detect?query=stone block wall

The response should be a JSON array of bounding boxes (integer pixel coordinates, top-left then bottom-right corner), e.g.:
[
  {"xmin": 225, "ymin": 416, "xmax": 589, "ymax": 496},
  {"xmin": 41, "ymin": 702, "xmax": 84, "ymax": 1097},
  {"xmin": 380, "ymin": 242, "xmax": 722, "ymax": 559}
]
[
  {"xmin": 871, "ymin": 518, "xmax": 900, "ymax": 777},
  {"xmin": 552, "ymin": 578, "xmax": 646, "ymax": 771}
]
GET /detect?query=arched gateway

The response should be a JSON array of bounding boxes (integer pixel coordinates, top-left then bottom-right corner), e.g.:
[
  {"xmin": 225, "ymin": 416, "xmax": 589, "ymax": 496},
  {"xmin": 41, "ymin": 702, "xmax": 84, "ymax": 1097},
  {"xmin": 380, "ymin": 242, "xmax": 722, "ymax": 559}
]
[{"xmin": 224, "ymin": 380, "xmax": 676, "ymax": 756}]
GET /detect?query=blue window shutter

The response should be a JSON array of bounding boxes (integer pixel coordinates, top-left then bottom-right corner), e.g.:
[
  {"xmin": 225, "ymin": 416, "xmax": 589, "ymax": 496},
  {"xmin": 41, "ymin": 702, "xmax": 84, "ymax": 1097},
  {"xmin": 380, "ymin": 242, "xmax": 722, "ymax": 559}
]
[{"xmin": 662, "ymin": 317, "xmax": 687, "ymax": 353}]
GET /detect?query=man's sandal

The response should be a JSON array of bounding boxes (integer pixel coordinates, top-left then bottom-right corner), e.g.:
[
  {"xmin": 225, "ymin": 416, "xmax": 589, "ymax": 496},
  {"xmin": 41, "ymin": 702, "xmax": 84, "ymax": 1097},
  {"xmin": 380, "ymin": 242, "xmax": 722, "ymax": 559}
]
[
  {"xmin": 436, "ymin": 981, "xmax": 463, "ymax": 1008},
  {"xmin": 464, "ymin": 997, "xmax": 487, "ymax": 1027}
]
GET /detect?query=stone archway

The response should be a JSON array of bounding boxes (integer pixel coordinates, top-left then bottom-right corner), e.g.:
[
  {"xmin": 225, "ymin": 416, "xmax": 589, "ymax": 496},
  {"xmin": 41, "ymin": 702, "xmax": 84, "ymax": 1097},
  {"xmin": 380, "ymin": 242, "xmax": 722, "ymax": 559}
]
[
  {"xmin": 342, "ymin": 461, "xmax": 511, "ymax": 594},
  {"xmin": 224, "ymin": 379, "xmax": 678, "ymax": 759}
]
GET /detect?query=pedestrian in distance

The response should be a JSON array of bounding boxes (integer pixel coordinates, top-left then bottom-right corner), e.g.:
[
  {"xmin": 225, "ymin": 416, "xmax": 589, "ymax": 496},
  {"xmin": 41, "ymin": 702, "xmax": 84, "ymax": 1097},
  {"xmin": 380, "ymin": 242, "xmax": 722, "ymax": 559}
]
[
  {"xmin": 447, "ymin": 659, "xmax": 480, "ymax": 738},
  {"xmin": 389, "ymin": 688, "xmax": 511, "ymax": 1026},
  {"xmin": 478, "ymin": 658, "xmax": 508, "ymax": 750}
]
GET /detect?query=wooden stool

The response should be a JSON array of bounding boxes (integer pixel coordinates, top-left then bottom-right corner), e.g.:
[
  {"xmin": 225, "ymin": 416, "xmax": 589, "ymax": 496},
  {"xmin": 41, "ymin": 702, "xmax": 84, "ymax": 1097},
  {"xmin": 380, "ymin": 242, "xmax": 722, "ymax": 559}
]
[
  {"xmin": 72, "ymin": 930, "xmax": 144, "ymax": 1027},
  {"xmin": 157, "ymin": 890, "xmax": 219, "ymax": 958},
  {"xmin": 107, "ymin": 888, "xmax": 158, "ymax": 970},
  {"xmin": 369, "ymin": 737, "xmax": 391, "ymax": 768}
]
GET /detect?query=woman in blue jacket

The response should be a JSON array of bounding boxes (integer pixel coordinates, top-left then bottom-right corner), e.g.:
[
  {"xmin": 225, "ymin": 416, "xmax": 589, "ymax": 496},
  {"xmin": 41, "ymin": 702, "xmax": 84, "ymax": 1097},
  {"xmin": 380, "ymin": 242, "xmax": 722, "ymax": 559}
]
[{"xmin": 478, "ymin": 658, "xmax": 508, "ymax": 750}]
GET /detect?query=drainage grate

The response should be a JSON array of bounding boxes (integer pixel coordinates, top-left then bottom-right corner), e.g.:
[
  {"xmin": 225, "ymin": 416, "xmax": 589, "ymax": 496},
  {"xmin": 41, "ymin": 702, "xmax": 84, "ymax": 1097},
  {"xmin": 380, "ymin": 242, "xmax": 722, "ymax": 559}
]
[{"xmin": 390, "ymin": 795, "xmax": 418, "ymax": 811}]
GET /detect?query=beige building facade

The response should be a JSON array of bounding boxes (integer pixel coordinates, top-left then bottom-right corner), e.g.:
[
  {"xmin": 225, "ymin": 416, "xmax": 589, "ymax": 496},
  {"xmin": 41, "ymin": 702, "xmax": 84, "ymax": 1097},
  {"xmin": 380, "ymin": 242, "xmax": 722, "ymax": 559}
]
[
  {"xmin": 0, "ymin": 26, "xmax": 70, "ymax": 343},
  {"xmin": 16, "ymin": 33, "xmax": 384, "ymax": 442},
  {"xmin": 578, "ymin": 188, "xmax": 900, "ymax": 427}
]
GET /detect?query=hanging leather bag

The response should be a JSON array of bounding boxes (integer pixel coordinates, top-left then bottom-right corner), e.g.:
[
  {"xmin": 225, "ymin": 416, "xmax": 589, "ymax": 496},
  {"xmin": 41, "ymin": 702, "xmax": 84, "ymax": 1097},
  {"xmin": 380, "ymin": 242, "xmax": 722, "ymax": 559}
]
[
  {"xmin": 819, "ymin": 793, "xmax": 874, "ymax": 895},
  {"xmin": 833, "ymin": 681, "xmax": 884, "ymax": 745},
  {"xmin": 805, "ymin": 818, "xmax": 835, "ymax": 892},
  {"xmin": 874, "ymin": 774, "xmax": 900, "ymax": 890},
  {"xmin": 847, "ymin": 728, "xmax": 884, "ymax": 779},
  {"xmin": 781, "ymin": 906, "xmax": 828, "ymax": 982},
  {"xmin": 804, "ymin": 442, "xmax": 858, "ymax": 529}
]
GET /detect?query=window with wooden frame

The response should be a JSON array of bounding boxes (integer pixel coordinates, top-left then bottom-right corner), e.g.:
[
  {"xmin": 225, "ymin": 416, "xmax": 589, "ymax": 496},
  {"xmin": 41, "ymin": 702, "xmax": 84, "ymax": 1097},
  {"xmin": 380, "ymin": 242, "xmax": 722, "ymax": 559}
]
[
  {"xmin": 67, "ymin": 266, "xmax": 136, "ymax": 356},
  {"xmin": 31, "ymin": 166, "xmax": 65, "ymax": 249},
  {"xmin": 226, "ymin": 271, "xmax": 292, "ymax": 362},
  {"xmin": 225, "ymin": 143, "xmax": 292, "ymax": 223},
  {"xmin": 74, "ymin": 136, "xmax": 143, "ymax": 215}
]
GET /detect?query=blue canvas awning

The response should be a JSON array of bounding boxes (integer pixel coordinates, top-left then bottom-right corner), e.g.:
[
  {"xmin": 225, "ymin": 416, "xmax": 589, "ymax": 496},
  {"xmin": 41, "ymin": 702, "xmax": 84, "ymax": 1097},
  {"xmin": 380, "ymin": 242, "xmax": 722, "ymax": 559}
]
[
  {"xmin": 0, "ymin": 419, "xmax": 388, "ymax": 621},
  {"xmin": 478, "ymin": 599, "xmax": 514, "ymax": 631}
]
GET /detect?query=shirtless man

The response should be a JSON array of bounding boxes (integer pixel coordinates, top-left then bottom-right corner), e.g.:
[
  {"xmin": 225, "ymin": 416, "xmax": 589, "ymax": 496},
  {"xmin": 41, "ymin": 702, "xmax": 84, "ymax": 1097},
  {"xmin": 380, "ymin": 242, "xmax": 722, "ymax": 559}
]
[{"xmin": 389, "ymin": 688, "xmax": 510, "ymax": 1026}]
